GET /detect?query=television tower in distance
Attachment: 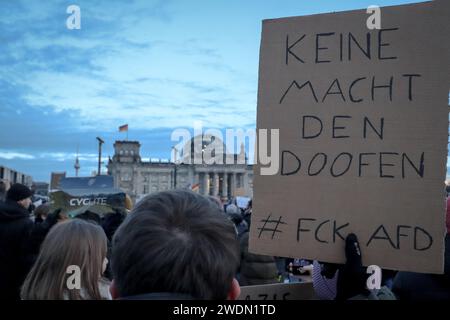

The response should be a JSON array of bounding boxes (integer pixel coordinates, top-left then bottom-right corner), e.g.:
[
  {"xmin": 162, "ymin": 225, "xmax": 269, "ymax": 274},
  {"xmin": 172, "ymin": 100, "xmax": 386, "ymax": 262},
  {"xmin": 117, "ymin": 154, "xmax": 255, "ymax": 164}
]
[{"xmin": 74, "ymin": 145, "xmax": 80, "ymax": 177}]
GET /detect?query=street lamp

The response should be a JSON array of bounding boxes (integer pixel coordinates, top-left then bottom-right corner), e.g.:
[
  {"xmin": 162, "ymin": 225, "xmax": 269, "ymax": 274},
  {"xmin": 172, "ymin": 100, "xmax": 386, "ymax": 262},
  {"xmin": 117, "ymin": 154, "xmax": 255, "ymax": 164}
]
[
  {"xmin": 96, "ymin": 137, "xmax": 104, "ymax": 176},
  {"xmin": 172, "ymin": 146, "xmax": 178, "ymax": 188}
]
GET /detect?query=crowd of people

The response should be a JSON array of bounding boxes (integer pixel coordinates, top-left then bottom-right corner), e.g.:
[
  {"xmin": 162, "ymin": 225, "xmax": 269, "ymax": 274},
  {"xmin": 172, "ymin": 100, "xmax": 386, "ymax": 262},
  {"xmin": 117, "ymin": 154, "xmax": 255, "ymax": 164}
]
[{"xmin": 0, "ymin": 182, "xmax": 449, "ymax": 300}]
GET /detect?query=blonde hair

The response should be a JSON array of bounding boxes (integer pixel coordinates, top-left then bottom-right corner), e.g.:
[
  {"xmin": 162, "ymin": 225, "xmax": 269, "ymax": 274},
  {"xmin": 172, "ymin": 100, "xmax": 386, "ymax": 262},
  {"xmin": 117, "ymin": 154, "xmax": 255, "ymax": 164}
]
[{"xmin": 21, "ymin": 219, "xmax": 108, "ymax": 300}]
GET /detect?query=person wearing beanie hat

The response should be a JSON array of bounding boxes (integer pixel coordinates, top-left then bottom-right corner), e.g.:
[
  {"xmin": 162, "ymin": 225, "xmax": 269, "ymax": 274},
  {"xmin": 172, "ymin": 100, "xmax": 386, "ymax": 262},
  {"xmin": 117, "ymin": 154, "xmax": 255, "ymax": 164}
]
[
  {"xmin": 0, "ymin": 183, "xmax": 63, "ymax": 300},
  {"xmin": 6, "ymin": 183, "xmax": 33, "ymax": 209}
]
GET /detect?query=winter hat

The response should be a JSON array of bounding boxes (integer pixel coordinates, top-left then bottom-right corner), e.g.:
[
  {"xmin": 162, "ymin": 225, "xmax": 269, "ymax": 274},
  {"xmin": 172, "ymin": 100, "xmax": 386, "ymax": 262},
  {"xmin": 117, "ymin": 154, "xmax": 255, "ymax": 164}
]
[{"xmin": 6, "ymin": 183, "xmax": 33, "ymax": 202}]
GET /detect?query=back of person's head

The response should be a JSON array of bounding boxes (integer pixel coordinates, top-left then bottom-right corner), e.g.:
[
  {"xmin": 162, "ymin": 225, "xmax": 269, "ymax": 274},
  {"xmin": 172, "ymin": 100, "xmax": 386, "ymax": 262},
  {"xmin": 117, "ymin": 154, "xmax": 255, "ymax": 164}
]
[
  {"xmin": 74, "ymin": 210, "xmax": 102, "ymax": 225},
  {"xmin": 21, "ymin": 219, "xmax": 108, "ymax": 300},
  {"xmin": 111, "ymin": 190, "xmax": 240, "ymax": 300},
  {"xmin": 34, "ymin": 203, "xmax": 50, "ymax": 220},
  {"xmin": 101, "ymin": 209, "xmax": 126, "ymax": 242}
]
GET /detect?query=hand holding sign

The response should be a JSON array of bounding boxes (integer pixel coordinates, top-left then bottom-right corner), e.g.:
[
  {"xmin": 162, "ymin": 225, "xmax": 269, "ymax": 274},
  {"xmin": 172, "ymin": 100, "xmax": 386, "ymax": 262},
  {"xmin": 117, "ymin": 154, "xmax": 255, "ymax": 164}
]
[
  {"xmin": 250, "ymin": 0, "xmax": 450, "ymax": 274},
  {"xmin": 335, "ymin": 234, "xmax": 368, "ymax": 300}
]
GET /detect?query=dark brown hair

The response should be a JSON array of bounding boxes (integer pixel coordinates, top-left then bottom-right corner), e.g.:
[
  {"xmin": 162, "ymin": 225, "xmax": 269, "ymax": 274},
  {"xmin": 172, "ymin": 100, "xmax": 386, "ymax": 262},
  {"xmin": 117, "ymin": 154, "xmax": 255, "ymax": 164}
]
[
  {"xmin": 34, "ymin": 203, "xmax": 50, "ymax": 220},
  {"xmin": 111, "ymin": 190, "xmax": 240, "ymax": 299}
]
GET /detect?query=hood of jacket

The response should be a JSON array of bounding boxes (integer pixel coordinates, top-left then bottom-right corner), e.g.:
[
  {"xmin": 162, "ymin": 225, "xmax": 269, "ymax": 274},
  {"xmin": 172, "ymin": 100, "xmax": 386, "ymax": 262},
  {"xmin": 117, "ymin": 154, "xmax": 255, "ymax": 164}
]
[{"xmin": 0, "ymin": 199, "xmax": 29, "ymax": 222}]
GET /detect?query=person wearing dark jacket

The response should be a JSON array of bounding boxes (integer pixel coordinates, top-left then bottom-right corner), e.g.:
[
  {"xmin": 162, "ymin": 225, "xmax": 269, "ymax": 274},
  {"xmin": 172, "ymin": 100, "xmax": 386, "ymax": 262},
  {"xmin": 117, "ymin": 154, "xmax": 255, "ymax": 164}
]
[
  {"xmin": 238, "ymin": 229, "xmax": 279, "ymax": 286},
  {"xmin": 238, "ymin": 231, "xmax": 279, "ymax": 286},
  {"xmin": 0, "ymin": 183, "xmax": 60, "ymax": 300},
  {"xmin": 33, "ymin": 204, "xmax": 50, "ymax": 224},
  {"xmin": 226, "ymin": 204, "xmax": 248, "ymax": 237},
  {"xmin": 101, "ymin": 209, "xmax": 127, "ymax": 280},
  {"xmin": 101, "ymin": 209, "xmax": 126, "ymax": 242},
  {"xmin": 391, "ymin": 203, "xmax": 450, "ymax": 301},
  {"xmin": 242, "ymin": 199, "xmax": 252, "ymax": 227},
  {"xmin": 391, "ymin": 234, "xmax": 450, "ymax": 300},
  {"xmin": 236, "ymin": 203, "xmax": 279, "ymax": 286}
]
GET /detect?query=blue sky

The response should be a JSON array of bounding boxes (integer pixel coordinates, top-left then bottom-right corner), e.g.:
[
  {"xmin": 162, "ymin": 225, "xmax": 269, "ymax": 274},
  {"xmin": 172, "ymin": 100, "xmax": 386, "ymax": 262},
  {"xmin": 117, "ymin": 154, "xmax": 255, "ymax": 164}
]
[{"xmin": 0, "ymin": 0, "xmax": 441, "ymax": 182}]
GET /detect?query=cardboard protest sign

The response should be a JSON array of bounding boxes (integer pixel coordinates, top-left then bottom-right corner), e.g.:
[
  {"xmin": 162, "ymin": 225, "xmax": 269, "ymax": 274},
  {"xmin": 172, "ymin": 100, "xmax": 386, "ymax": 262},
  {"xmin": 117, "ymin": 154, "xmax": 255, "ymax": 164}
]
[
  {"xmin": 250, "ymin": 0, "xmax": 450, "ymax": 273},
  {"xmin": 50, "ymin": 190, "xmax": 126, "ymax": 216},
  {"xmin": 238, "ymin": 282, "xmax": 315, "ymax": 300}
]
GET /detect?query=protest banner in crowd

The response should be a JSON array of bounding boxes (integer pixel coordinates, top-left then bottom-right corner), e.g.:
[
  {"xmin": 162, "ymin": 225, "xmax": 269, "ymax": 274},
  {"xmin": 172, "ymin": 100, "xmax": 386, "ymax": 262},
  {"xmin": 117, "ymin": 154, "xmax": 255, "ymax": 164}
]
[{"xmin": 250, "ymin": 0, "xmax": 450, "ymax": 273}]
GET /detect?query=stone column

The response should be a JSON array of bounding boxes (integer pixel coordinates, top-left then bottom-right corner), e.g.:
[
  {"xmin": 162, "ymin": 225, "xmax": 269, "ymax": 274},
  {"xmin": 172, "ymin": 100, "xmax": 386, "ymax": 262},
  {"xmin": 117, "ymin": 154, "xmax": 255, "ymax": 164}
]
[
  {"xmin": 169, "ymin": 171, "xmax": 173, "ymax": 189},
  {"xmin": 188, "ymin": 167, "xmax": 194, "ymax": 187},
  {"xmin": 114, "ymin": 170, "xmax": 120, "ymax": 188},
  {"xmin": 222, "ymin": 173, "xmax": 228, "ymax": 199},
  {"xmin": 132, "ymin": 168, "xmax": 138, "ymax": 196},
  {"xmin": 203, "ymin": 172, "xmax": 210, "ymax": 196},
  {"xmin": 242, "ymin": 172, "xmax": 248, "ymax": 195},
  {"xmin": 199, "ymin": 173, "xmax": 204, "ymax": 194},
  {"xmin": 213, "ymin": 172, "xmax": 219, "ymax": 196},
  {"xmin": 230, "ymin": 172, "xmax": 236, "ymax": 197}
]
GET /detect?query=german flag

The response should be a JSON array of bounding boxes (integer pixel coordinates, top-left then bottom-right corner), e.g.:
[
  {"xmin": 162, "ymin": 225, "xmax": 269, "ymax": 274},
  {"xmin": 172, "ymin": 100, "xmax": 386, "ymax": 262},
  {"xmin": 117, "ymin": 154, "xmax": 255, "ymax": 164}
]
[
  {"xmin": 191, "ymin": 183, "xmax": 200, "ymax": 193},
  {"xmin": 119, "ymin": 124, "xmax": 128, "ymax": 132}
]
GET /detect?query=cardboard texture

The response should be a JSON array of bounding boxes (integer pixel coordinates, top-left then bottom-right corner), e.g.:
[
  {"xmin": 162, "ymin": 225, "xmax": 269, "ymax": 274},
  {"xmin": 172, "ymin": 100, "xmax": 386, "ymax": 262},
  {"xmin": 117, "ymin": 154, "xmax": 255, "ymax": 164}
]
[
  {"xmin": 238, "ymin": 282, "xmax": 315, "ymax": 300},
  {"xmin": 250, "ymin": 0, "xmax": 450, "ymax": 273}
]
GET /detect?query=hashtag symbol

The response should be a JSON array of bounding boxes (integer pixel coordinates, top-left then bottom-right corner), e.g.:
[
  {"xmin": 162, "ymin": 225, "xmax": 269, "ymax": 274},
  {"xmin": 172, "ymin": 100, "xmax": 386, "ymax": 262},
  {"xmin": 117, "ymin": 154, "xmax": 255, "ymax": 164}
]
[{"xmin": 257, "ymin": 213, "xmax": 287, "ymax": 239}]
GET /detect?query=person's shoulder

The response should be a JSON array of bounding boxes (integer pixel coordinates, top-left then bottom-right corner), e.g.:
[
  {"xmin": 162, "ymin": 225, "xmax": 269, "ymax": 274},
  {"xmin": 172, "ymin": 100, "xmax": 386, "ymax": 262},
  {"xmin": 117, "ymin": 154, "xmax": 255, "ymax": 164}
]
[
  {"xmin": 0, "ymin": 200, "xmax": 29, "ymax": 216},
  {"xmin": 0, "ymin": 206, "xmax": 32, "ymax": 229}
]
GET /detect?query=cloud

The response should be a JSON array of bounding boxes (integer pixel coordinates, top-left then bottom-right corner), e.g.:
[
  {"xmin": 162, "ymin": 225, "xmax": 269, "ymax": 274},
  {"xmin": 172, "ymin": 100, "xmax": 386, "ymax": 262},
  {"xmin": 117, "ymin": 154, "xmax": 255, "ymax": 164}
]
[
  {"xmin": 38, "ymin": 152, "xmax": 99, "ymax": 162},
  {"xmin": 0, "ymin": 151, "xmax": 35, "ymax": 160},
  {"xmin": 0, "ymin": 0, "xmax": 258, "ymax": 132},
  {"xmin": 0, "ymin": 149, "xmax": 100, "ymax": 162},
  {"xmin": 0, "ymin": 0, "xmax": 259, "ymax": 181}
]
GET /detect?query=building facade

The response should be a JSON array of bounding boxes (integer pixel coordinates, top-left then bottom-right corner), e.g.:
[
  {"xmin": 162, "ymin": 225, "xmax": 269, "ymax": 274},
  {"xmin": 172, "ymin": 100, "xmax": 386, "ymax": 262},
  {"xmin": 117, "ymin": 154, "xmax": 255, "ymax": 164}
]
[
  {"xmin": 107, "ymin": 137, "xmax": 253, "ymax": 203},
  {"xmin": 0, "ymin": 165, "xmax": 33, "ymax": 187},
  {"xmin": 32, "ymin": 182, "xmax": 50, "ymax": 196}
]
